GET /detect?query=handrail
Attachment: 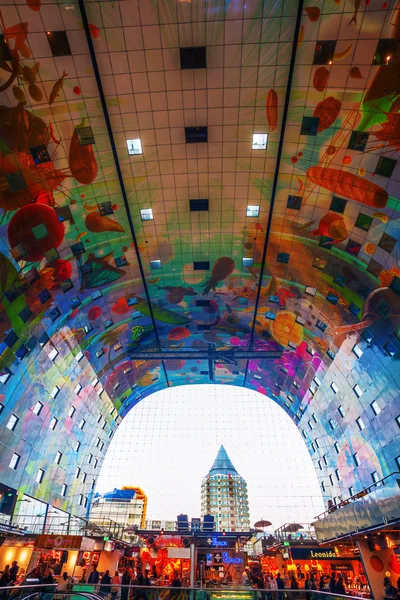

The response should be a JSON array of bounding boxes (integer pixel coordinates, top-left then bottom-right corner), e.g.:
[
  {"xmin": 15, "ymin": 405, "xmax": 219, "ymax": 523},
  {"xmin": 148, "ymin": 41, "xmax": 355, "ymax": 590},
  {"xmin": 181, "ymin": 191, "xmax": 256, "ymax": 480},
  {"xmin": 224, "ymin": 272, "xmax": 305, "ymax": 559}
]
[{"xmin": 314, "ymin": 470, "xmax": 400, "ymax": 520}]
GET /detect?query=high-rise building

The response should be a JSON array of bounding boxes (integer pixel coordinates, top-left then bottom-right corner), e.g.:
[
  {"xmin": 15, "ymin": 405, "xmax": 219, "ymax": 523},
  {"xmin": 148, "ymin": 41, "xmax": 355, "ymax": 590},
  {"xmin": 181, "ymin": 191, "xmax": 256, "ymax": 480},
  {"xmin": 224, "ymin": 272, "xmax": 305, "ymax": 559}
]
[
  {"xmin": 90, "ymin": 486, "xmax": 147, "ymax": 535},
  {"xmin": 201, "ymin": 445, "xmax": 250, "ymax": 532}
]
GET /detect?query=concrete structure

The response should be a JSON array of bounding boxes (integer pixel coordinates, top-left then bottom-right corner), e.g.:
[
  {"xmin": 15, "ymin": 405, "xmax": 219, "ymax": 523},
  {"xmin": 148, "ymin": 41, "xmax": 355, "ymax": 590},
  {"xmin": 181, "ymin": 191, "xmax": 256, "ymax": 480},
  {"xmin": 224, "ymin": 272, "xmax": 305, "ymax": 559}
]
[{"xmin": 201, "ymin": 445, "xmax": 250, "ymax": 532}]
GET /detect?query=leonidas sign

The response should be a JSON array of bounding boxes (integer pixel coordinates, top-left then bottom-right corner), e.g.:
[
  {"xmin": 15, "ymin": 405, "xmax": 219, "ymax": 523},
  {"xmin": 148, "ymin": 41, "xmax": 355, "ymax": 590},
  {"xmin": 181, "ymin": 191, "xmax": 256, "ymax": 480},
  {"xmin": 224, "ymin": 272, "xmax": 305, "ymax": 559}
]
[
  {"xmin": 35, "ymin": 535, "xmax": 95, "ymax": 550},
  {"xmin": 290, "ymin": 547, "xmax": 338, "ymax": 560}
]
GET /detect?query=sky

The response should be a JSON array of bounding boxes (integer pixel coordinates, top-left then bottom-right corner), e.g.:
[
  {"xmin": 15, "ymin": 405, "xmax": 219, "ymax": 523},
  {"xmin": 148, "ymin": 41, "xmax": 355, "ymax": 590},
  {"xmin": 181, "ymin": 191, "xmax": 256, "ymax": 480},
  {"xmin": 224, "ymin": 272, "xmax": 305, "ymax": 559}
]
[{"xmin": 97, "ymin": 385, "xmax": 325, "ymax": 529}]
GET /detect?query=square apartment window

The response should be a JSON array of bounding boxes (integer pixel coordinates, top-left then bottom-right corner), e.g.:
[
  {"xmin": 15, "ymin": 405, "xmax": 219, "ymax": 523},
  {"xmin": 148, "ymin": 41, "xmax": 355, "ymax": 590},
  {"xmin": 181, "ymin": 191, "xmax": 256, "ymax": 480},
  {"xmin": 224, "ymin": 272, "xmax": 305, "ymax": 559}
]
[
  {"xmin": 373, "ymin": 38, "xmax": 400, "ymax": 65},
  {"xmin": 97, "ymin": 413, "xmax": 102, "ymax": 423},
  {"xmin": 346, "ymin": 239, "xmax": 362, "ymax": 256},
  {"xmin": 355, "ymin": 213, "xmax": 373, "ymax": 232},
  {"xmin": 33, "ymin": 401, "xmax": 43, "ymax": 416},
  {"xmin": 46, "ymin": 31, "xmax": 71, "ymax": 57},
  {"xmin": 329, "ymin": 474, "xmax": 334, "ymax": 486},
  {"xmin": 315, "ymin": 438, "xmax": 320, "ymax": 449},
  {"xmin": 331, "ymin": 382, "xmax": 338, "ymax": 393},
  {"xmin": 83, "ymin": 472, "xmax": 87, "ymax": 483},
  {"xmin": 375, "ymin": 156, "xmax": 397, "ymax": 178},
  {"xmin": 76, "ymin": 126, "xmax": 94, "ymax": 146},
  {"xmin": 352, "ymin": 344, "xmax": 363, "ymax": 358},
  {"xmin": 247, "ymin": 205, "xmax": 260, "ymax": 218},
  {"xmin": 36, "ymin": 469, "xmax": 44, "ymax": 484},
  {"xmin": 349, "ymin": 486, "xmax": 354, "ymax": 496},
  {"xmin": 48, "ymin": 347, "xmax": 58, "ymax": 361},
  {"xmin": 78, "ymin": 494, "xmax": 83, "ymax": 505},
  {"xmin": 321, "ymin": 481, "xmax": 325, "ymax": 492},
  {"xmin": 49, "ymin": 416, "xmax": 58, "ymax": 430},
  {"xmin": 329, "ymin": 419, "xmax": 335, "ymax": 431},
  {"xmin": 242, "ymin": 257, "xmax": 254, "ymax": 267},
  {"xmin": 150, "ymin": 260, "xmax": 162, "ymax": 270},
  {"xmin": 55, "ymin": 451, "xmax": 62, "ymax": 465},
  {"xmin": 50, "ymin": 386, "xmax": 59, "ymax": 399},
  {"xmin": 312, "ymin": 413, "xmax": 318, "ymax": 423},
  {"xmin": 68, "ymin": 406, "xmax": 76, "ymax": 418},
  {"xmin": 395, "ymin": 415, "xmax": 400, "ymax": 428},
  {"xmin": 127, "ymin": 138, "xmax": 143, "ymax": 155},
  {"xmin": 338, "ymin": 405, "xmax": 345, "ymax": 418},
  {"xmin": 30, "ymin": 145, "xmax": 51, "ymax": 165},
  {"xmin": 98, "ymin": 202, "xmax": 113, "ymax": 216},
  {"xmin": 330, "ymin": 196, "xmax": 347, "ymax": 214},
  {"xmin": 76, "ymin": 467, "xmax": 81, "ymax": 478},
  {"xmin": 334, "ymin": 442, "xmax": 340, "ymax": 454},
  {"xmin": 88, "ymin": 453, "xmax": 93, "ymax": 464},
  {"xmin": 287, "ymin": 195, "xmax": 303, "ymax": 210},
  {"xmin": 371, "ymin": 471, "xmax": 379, "ymax": 484},
  {"xmin": 308, "ymin": 420, "xmax": 313, "ymax": 430},
  {"xmin": 9, "ymin": 453, "xmax": 20, "ymax": 470},
  {"xmin": 6, "ymin": 171, "xmax": 26, "ymax": 192},
  {"xmin": 78, "ymin": 418, "xmax": 86, "ymax": 430},
  {"xmin": 335, "ymin": 469, "xmax": 341, "ymax": 481},
  {"xmin": 379, "ymin": 232, "xmax": 397, "ymax": 254},
  {"xmin": 6, "ymin": 414, "xmax": 19, "ymax": 431},
  {"xmin": 0, "ymin": 367, "xmax": 12, "ymax": 385},
  {"xmin": 300, "ymin": 116, "xmax": 319, "ymax": 136},
  {"xmin": 61, "ymin": 484, "xmax": 67, "ymax": 497},
  {"xmin": 353, "ymin": 452, "xmax": 360, "ymax": 467},
  {"xmin": 371, "ymin": 400, "xmax": 381, "ymax": 416},
  {"xmin": 348, "ymin": 131, "xmax": 369, "ymax": 152},
  {"xmin": 354, "ymin": 384, "xmax": 363, "ymax": 398},
  {"xmin": 356, "ymin": 417, "xmax": 365, "ymax": 431},
  {"xmin": 140, "ymin": 208, "xmax": 153, "ymax": 221},
  {"xmin": 94, "ymin": 458, "xmax": 98, "ymax": 468},
  {"xmin": 318, "ymin": 460, "xmax": 322, "ymax": 470},
  {"xmin": 314, "ymin": 40, "xmax": 337, "ymax": 64},
  {"xmin": 252, "ymin": 133, "xmax": 268, "ymax": 149},
  {"xmin": 180, "ymin": 46, "xmax": 207, "ymax": 69},
  {"xmin": 75, "ymin": 441, "xmax": 81, "ymax": 452},
  {"xmin": 185, "ymin": 126, "xmax": 208, "ymax": 143}
]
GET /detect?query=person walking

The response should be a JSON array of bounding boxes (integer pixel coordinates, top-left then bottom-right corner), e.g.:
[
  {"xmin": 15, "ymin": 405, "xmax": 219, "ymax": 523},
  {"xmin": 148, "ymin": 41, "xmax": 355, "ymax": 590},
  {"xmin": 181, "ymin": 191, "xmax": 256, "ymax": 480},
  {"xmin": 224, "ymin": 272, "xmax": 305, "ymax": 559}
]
[
  {"xmin": 100, "ymin": 570, "xmax": 112, "ymax": 597},
  {"xmin": 121, "ymin": 569, "xmax": 132, "ymax": 600},
  {"xmin": 9, "ymin": 563, "xmax": 19, "ymax": 585},
  {"xmin": 111, "ymin": 571, "xmax": 120, "ymax": 600},
  {"xmin": 88, "ymin": 566, "xmax": 100, "ymax": 585}
]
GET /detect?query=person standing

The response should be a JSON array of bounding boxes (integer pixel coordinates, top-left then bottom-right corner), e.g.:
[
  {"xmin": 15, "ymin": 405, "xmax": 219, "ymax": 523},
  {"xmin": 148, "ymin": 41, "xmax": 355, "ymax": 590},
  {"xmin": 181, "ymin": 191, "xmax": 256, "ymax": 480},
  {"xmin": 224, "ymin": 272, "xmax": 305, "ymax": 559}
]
[
  {"xmin": 170, "ymin": 570, "xmax": 181, "ymax": 600},
  {"xmin": 335, "ymin": 576, "xmax": 346, "ymax": 595},
  {"xmin": 276, "ymin": 573, "xmax": 285, "ymax": 600},
  {"xmin": 304, "ymin": 574, "xmax": 312, "ymax": 600},
  {"xmin": 290, "ymin": 575, "xmax": 299, "ymax": 599},
  {"xmin": 111, "ymin": 571, "xmax": 120, "ymax": 600},
  {"xmin": 9, "ymin": 563, "xmax": 19, "ymax": 585},
  {"xmin": 0, "ymin": 566, "xmax": 10, "ymax": 587},
  {"xmin": 88, "ymin": 566, "xmax": 100, "ymax": 585},
  {"xmin": 121, "ymin": 569, "xmax": 132, "ymax": 600},
  {"xmin": 329, "ymin": 572, "xmax": 336, "ymax": 593},
  {"xmin": 100, "ymin": 570, "xmax": 112, "ymax": 597}
]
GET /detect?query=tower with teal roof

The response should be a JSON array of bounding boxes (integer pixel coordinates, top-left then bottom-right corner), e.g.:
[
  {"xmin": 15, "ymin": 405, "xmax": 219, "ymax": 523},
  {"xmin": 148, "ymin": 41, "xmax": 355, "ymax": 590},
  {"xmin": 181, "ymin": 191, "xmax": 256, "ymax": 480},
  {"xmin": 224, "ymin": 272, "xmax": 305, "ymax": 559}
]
[{"xmin": 201, "ymin": 445, "xmax": 250, "ymax": 532}]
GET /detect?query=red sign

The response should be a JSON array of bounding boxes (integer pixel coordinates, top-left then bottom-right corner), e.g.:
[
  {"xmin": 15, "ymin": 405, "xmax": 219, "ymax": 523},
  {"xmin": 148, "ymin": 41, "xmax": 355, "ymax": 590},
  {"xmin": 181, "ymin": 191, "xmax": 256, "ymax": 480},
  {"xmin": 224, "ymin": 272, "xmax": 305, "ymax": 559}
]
[{"xmin": 35, "ymin": 535, "xmax": 82, "ymax": 549}]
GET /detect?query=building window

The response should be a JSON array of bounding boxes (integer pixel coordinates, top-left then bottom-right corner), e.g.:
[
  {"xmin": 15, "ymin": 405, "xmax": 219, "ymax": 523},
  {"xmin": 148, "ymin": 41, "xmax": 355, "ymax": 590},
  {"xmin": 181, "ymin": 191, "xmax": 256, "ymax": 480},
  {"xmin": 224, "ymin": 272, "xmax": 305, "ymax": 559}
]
[
  {"xmin": 349, "ymin": 486, "xmax": 354, "ymax": 497},
  {"xmin": 97, "ymin": 413, "xmax": 102, "ymax": 423},
  {"xmin": 33, "ymin": 401, "xmax": 43, "ymax": 416},
  {"xmin": 94, "ymin": 458, "xmax": 98, "ymax": 468},
  {"xmin": 323, "ymin": 455, "xmax": 328, "ymax": 466},
  {"xmin": 78, "ymin": 418, "xmax": 86, "ymax": 430},
  {"xmin": 318, "ymin": 460, "xmax": 322, "ymax": 470},
  {"xmin": 68, "ymin": 406, "xmax": 76, "ymax": 418},
  {"xmin": 102, "ymin": 421, "xmax": 107, "ymax": 430},
  {"xmin": 329, "ymin": 474, "xmax": 334, "ymax": 486},
  {"xmin": 55, "ymin": 451, "xmax": 62, "ymax": 465},
  {"xmin": 308, "ymin": 420, "xmax": 313, "ymax": 430},
  {"xmin": 126, "ymin": 138, "xmax": 143, "ymax": 155},
  {"xmin": 36, "ymin": 469, "xmax": 45, "ymax": 483},
  {"xmin": 78, "ymin": 494, "xmax": 83, "ymax": 505},
  {"xmin": 338, "ymin": 405, "xmax": 345, "ymax": 418},
  {"xmin": 331, "ymin": 382, "xmax": 338, "ymax": 394},
  {"xmin": 353, "ymin": 384, "xmax": 362, "ymax": 398},
  {"xmin": 334, "ymin": 442, "xmax": 340, "ymax": 454},
  {"xmin": 6, "ymin": 414, "xmax": 19, "ymax": 431},
  {"xmin": 9, "ymin": 453, "xmax": 20, "ymax": 470},
  {"xmin": 88, "ymin": 454, "xmax": 93, "ymax": 464},
  {"xmin": 321, "ymin": 481, "xmax": 325, "ymax": 492},
  {"xmin": 371, "ymin": 401, "xmax": 381, "ymax": 416},
  {"xmin": 61, "ymin": 484, "xmax": 67, "ymax": 497},
  {"xmin": 49, "ymin": 416, "xmax": 58, "ymax": 430},
  {"xmin": 329, "ymin": 419, "xmax": 335, "ymax": 431},
  {"xmin": 74, "ymin": 383, "xmax": 82, "ymax": 394},
  {"xmin": 84, "ymin": 497, "xmax": 88, "ymax": 508},
  {"xmin": 48, "ymin": 347, "xmax": 59, "ymax": 361},
  {"xmin": 312, "ymin": 413, "xmax": 318, "ymax": 423},
  {"xmin": 76, "ymin": 467, "xmax": 81, "ymax": 478},
  {"xmin": 95, "ymin": 438, "xmax": 100, "ymax": 448},
  {"xmin": 252, "ymin": 133, "xmax": 268, "ymax": 149},
  {"xmin": 371, "ymin": 471, "xmax": 379, "ymax": 484},
  {"xmin": 75, "ymin": 441, "xmax": 81, "ymax": 452},
  {"xmin": 356, "ymin": 417, "xmax": 365, "ymax": 431},
  {"xmin": 335, "ymin": 469, "xmax": 341, "ymax": 481},
  {"xmin": 247, "ymin": 205, "xmax": 260, "ymax": 218},
  {"xmin": 83, "ymin": 472, "xmax": 87, "ymax": 483},
  {"xmin": 353, "ymin": 452, "xmax": 360, "ymax": 467},
  {"xmin": 315, "ymin": 438, "xmax": 320, "ymax": 449},
  {"xmin": 140, "ymin": 208, "xmax": 153, "ymax": 221}
]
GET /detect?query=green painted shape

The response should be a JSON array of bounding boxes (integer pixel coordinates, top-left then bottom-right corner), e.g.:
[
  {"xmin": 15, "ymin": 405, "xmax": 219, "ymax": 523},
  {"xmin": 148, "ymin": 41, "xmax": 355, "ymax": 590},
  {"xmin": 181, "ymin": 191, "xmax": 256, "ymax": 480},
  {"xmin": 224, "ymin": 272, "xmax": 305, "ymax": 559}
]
[{"xmin": 135, "ymin": 297, "xmax": 192, "ymax": 324}]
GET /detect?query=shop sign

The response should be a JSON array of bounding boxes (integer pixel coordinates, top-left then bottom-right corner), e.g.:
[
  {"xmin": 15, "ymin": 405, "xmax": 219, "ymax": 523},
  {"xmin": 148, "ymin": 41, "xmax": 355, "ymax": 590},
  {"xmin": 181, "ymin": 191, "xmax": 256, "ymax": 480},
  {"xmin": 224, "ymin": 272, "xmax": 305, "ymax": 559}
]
[
  {"xmin": 35, "ymin": 535, "xmax": 83, "ymax": 549},
  {"xmin": 207, "ymin": 536, "xmax": 228, "ymax": 547},
  {"xmin": 331, "ymin": 564, "xmax": 353, "ymax": 571},
  {"xmin": 290, "ymin": 547, "xmax": 338, "ymax": 560},
  {"xmin": 222, "ymin": 552, "xmax": 242, "ymax": 564}
]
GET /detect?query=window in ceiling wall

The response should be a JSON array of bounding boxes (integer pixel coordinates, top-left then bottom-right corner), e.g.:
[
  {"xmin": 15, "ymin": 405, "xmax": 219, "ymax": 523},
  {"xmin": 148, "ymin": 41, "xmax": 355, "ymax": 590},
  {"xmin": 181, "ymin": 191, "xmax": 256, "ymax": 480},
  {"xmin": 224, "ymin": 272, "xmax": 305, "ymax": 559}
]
[
  {"xmin": 55, "ymin": 451, "xmax": 62, "ymax": 465},
  {"xmin": 68, "ymin": 406, "xmax": 76, "ymax": 418},
  {"xmin": 242, "ymin": 258, "xmax": 254, "ymax": 267},
  {"xmin": 150, "ymin": 260, "xmax": 162, "ymax": 270},
  {"xmin": 247, "ymin": 205, "xmax": 260, "ymax": 217},
  {"xmin": 395, "ymin": 415, "xmax": 400, "ymax": 428},
  {"xmin": 348, "ymin": 131, "xmax": 369, "ymax": 152},
  {"xmin": 19, "ymin": 306, "xmax": 33, "ymax": 323},
  {"xmin": 127, "ymin": 138, "xmax": 143, "ymax": 155},
  {"xmin": 74, "ymin": 383, "xmax": 82, "ymax": 394},
  {"xmin": 50, "ymin": 417, "xmax": 58, "ymax": 430},
  {"xmin": 33, "ymin": 401, "xmax": 43, "ymax": 416},
  {"xmin": 356, "ymin": 417, "xmax": 365, "ymax": 431},
  {"xmin": 370, "ymin": 400, "xmax": 381, "ymax": 416},
  {"xmin": 346, "ymin": 239, "xmax": 362, "ymax": 257},
  {"xmin": 71, "ymin": 242, "xmax": 85, "ymax": 257},
  {"xmin": 190, "ymin": 199, "xmax": 209, "ymax": 211},
  {"xmin": 338, "ymin": 405, "xmax": 345, "ymax": 418},
  {"xmin": 6, "ymin": 170, "xmax": 26, "ymax": 192},
  {"xmin": 334, "ymin": 442, "xmax": 340, "ymax": 454},
  {"xmin": 330, "ymin": 196, "xmax": 347, "ymax": 214},
  {"xmin": 367, "ymin": 258, "xmax": 383, "ymax": 278},
  {"xmin": 185, "ymin": 127, "xmax": 208, "ymax": 143},
  {"xmin": 321, "ymin": 481, "xmax": 325, "ymax": 492},
  {"xmin": 373, "ymin": 38, "xmax": 400, "ymax": 65},
  {"xmin": 277, "ymin": 253, "xmax": 290, "ymax": 264},
  {"xmin": 287, "ymin": 195, "xmax": 303, "ymax": 210},
  {"xmin": 349, "ymin": 486, "xmax": 354, "ymax": 496},
  {"xmin": 9, "ymin": 453, "xmax": 20, "ymax": 470},
  {"xmin": 252, "ymin": 133, "xmax": 268, "ymax": 149},
  {"xmin": 30, "ymin": 145, "xmax": 51, "ymax": 165},
  {"xmin": 180, "ymin": 46, "xmax": 207, "ymax": 69},
  {"xmin": 371, "ymin": 471, "xmax": 379, "ymax": 484},
  {"xmin": 383, "ymin": 338, "xmax": 397, "ymax": 357},
  {"xmin": 355, "ymin": 213, "xmax": 373, "ymax": 232},
  {"xmin": 318, "ymin": 460, "xmax": 322, "ymax": 470},
  {"xmin": 378, "ymin": 232, "xmax": 397, "ymax": 254},
  {"xmin": 76, "ymin": 126, "xmax": 94, "ymax": 146},
  {"xmin": 194, "ymin": 261, "xmax": 210, "ymax": 270},
  {"xmin": 353, "ymin": 453, "xmax": 360, "ymax": 467},
  {"xmin": 61, "ymin": 483, "xmax": 67, "ymax": 497},
  {"xmin": 38, "ymin": 288, "xmax": 51, "ymax": 304},
  {"xmin": 375, "ymin": 156, "xmax": 397, "ymax": 178},
  {"xmin": 352, "ymin": 344, "xmax": 363, "ymax": 358},
  {"xmin": 46, "ymin": 30, "xmax": 71, "ymax": 56},
  {"xmin": 98, "ymin": 202, "xmax": 113, "ymax": 216},
  {"xmin": 329, "ymin": 474, "xmax": 334, "ymax": 486},
  {"xmin": 300, "ymin": 116, "xmax": 319, "ymax": 136},
  {"xmin": 48, "ymin": 347, "xmax": 59, "ymax": 361},
  {"xmin": 313, "ymin": 40, "xmax": 336, "ymax": 64},
  {"xmin": 36, "ymin": 469, "xmax": 45, "ymax": 484},
  {"xmin": 353, "ymin": 384, "xmax": 363, "ymax": 398},
  {"xmin": 6, "ymin": 414, "xmax": 19, "ymax": 431},
  {"xmin": 50, "ymin": 386, "xmax": 59, "ymax": 399},
  {"xmin": 328, "ymin": 419, "xmax": 335, "ymax": 431},
  {"xmin": 15, "ymin": 344, "xmax": 29, "ymax": 360},
  {"xmin": 4, "ymin": 331, "xmax": 18, "ymax": 348},
  {"xmin": 140, "ymin": 208, "xmax": 154, "ymax": 221}
]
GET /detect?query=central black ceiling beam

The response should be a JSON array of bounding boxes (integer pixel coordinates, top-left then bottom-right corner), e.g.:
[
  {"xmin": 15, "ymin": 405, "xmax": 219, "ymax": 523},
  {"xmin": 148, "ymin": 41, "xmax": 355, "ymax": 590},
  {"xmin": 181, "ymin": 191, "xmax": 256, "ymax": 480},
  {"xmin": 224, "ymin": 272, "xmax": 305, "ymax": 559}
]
[
  {"xmin": 77, "ymin": 0, "xmax": 164, "ymax": 358},
  {"xmin": 249, "ymin": 0, "xmax": 305, "ymax": 349}
]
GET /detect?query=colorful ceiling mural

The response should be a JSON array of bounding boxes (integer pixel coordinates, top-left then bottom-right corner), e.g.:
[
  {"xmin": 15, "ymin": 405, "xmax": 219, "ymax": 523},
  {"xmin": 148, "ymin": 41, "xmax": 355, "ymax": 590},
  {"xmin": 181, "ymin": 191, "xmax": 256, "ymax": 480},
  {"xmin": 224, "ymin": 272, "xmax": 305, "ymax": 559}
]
[{"xmin": 0, "ymin": 0, "xmax": 399, "ymax": 516}]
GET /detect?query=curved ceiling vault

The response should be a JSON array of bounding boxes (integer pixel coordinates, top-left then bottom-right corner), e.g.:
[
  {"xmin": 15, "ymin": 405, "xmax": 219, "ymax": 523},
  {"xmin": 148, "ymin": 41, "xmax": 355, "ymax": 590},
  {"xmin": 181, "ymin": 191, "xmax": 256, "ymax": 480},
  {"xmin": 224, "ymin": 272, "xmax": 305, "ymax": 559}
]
[{"xmin": 0, "ymin": 0, "xmax": 399, "ymax": 517}]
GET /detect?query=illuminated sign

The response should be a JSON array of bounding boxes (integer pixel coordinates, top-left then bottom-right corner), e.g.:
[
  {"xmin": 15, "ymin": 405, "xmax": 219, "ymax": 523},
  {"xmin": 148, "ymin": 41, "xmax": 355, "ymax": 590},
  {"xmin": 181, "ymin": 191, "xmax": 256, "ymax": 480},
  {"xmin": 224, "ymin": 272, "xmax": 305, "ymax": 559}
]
[
  {"xmin": 222, "ymin": 552, "xmax": 242, "ymax": 564},
  {"xmin": 207, "ymin": 536, "xmax": 228, "ymax": 547},
  {"xmin": 283, "ymin": 541, "xmax": 290, "ymax": 546},
  {"xmin": 290, "ymin": 547, "xmax": 338, "ymax": 560}
]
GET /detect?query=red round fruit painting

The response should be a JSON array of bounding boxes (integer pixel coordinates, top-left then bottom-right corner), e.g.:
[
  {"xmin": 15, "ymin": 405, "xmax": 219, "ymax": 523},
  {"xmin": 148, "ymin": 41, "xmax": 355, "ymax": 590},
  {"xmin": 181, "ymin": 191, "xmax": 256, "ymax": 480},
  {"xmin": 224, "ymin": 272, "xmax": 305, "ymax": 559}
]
[{"xmin": 8, "ymin": 204, "xmax": 64, "ymax": 262}]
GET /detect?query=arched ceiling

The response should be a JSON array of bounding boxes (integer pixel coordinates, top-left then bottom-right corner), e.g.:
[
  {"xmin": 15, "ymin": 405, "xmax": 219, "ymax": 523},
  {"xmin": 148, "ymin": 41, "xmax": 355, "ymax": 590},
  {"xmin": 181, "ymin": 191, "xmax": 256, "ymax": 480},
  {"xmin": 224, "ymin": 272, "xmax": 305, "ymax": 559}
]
[{"xmin": 0, "ymin": 0, "xmax": 399, "ymax": 422}]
